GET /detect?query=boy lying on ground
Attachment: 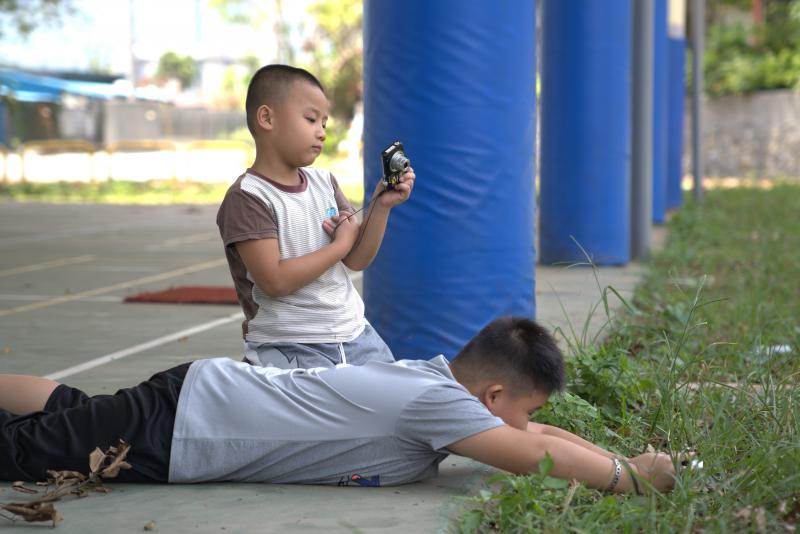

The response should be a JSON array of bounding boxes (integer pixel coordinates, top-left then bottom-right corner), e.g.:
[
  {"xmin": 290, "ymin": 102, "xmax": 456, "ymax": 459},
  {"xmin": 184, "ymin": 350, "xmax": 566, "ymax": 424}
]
[{"xmin": 0, "ymin": 317, "xmax": 675, "ymax": 493}]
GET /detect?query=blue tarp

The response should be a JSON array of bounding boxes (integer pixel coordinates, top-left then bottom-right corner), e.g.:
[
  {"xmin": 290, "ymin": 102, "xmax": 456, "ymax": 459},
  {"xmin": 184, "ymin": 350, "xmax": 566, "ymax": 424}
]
[{"xmin": 0, "ymin": 68, "xmax": 130, "ymax": 102}]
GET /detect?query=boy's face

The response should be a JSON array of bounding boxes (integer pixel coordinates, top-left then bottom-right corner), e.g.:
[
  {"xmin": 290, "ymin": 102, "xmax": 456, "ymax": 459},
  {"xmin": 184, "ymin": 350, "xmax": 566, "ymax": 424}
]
[
  {"xmin": 267, "ymin": 80, "xmax": 330, "ymax": 168},
  {"xmin": 485, "ymin": 388, "xmax": 550, "ymax": 431}
]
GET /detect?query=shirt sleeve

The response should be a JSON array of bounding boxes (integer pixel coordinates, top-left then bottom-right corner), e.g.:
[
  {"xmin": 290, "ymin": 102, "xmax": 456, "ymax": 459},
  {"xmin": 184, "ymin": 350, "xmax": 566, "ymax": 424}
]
[
  {"xmin": 395, "ymin": 384, "xmax": 505, "ymax": 453},
  {"xmin": 329, "ymin": 173, "xmax": 355, "ymax": 214},
  {"xmin": 216, "ymin": 187, "xmax": 278, "ymax": 247}
]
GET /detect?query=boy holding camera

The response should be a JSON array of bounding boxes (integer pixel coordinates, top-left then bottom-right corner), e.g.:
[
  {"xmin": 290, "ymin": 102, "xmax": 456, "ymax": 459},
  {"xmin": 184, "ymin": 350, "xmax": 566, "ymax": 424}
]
[
  {"xmin": 0, "ymin": 317, "xmax": 677, "ymax": 492},
  {"xmin": 217, "ymin": 65, "xmax": 415, "ymax": 368}
]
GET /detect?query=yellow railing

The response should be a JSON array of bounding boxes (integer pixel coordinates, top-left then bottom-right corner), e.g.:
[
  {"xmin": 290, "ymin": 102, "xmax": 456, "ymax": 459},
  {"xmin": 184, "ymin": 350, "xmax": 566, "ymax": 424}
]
[
  {"xmin": 19, "ymin": 140, "xmax": 96, "ymax": 183},
  {"xmin": 105, "ymin": 139, "xmax": 178, "ymax": 154}
]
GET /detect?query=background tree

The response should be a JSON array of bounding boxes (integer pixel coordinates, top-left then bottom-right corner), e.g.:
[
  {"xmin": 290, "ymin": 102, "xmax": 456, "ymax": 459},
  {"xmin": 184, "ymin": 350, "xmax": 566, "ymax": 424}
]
[
  {"xmin": 0, "ymin": 0, "xmax": 73, "ymax": 39},
  {"xmin": 155, "ymin": 51, "xmax": 198, "ymax": 89},
  {"xmin": 697, "ymin": 0, "xmax": 800, "ymax": 95},
  {"xmin": 302, "ymin": 0, "xmax": 362, "ymax": 123}
]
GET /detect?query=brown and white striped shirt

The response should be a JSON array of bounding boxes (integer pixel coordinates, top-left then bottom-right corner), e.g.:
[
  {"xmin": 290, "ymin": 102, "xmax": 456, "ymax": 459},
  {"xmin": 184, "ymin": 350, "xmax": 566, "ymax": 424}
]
[{"xmin": 217, "ymin": 167, "xmax": 365, "ymax": 343}]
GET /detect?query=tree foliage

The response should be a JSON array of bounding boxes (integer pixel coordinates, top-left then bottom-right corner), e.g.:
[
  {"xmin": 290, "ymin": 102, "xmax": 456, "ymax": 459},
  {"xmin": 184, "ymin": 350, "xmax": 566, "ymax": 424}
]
[
  {"xmin": 302, "ymin": 0, "xmax": 362, "ymax": 122},
  {"xmin": 155, "ymin": 51, "xmax": 198, "ymax": 89},
  {"xmin": 0, "ymin": 0, "xmax": 73, "ymax": 38},
  {"xmin": 703, "ymin": 0, "xmax": 800, "ymax": 95}
]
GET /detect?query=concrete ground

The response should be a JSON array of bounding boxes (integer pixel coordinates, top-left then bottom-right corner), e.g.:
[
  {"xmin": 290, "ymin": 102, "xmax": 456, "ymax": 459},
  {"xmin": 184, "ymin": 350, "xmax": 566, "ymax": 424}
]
[{"xmin": 0, "ymin": 203, "xmax": 662, "ymax": 533}]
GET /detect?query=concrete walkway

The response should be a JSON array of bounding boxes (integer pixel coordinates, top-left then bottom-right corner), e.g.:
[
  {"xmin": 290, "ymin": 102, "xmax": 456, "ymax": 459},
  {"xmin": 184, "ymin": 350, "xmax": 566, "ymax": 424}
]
[{"xmin": 0, "ymin": 203, "xmax": 662, "ymax": 533}]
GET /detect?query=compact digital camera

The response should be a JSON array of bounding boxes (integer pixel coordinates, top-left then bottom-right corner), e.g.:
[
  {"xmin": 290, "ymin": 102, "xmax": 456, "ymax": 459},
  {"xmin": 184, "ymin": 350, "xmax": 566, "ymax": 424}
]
[{"xmin": 381, "ymin": 141, "xmax": 410, "ymax": 191}]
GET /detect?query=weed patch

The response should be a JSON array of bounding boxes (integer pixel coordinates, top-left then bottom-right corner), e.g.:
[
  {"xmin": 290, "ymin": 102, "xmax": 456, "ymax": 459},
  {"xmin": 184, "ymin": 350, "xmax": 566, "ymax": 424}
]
[{"xmin": 459, "ymin": 186, "xmax": 800, "ymax": 532}]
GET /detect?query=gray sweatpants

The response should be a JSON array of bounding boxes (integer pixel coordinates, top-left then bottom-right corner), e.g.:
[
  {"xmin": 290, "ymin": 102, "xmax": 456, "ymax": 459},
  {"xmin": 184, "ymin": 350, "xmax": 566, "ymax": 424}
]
[{"xmin": 243, "ymin": 324, "xmax": 394, "ymax": 369}]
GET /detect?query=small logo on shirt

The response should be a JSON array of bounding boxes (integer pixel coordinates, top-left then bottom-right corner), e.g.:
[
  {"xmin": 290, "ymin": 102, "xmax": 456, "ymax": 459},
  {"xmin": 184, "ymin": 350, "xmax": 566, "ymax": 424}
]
[
  {"xmin": 338, "ymin": 474, "xmax": 381, "ymax": 487},
  {"xmin": 325, "ymin": 206, "xmax": 338, "ymax": 218}
]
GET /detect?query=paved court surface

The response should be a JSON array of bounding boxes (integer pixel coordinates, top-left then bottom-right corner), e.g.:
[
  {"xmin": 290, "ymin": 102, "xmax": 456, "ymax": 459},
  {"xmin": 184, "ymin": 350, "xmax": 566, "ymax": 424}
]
[{"xmin": 0, "ymin": 202, "xmax": 661, "ymax": 533}]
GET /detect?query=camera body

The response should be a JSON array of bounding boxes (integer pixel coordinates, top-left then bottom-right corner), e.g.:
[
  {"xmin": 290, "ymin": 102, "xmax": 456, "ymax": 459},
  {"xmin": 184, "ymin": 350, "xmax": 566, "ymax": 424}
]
[{"xmin": 381, "ymin": 141, "xmax": 410, "ymax": 191}]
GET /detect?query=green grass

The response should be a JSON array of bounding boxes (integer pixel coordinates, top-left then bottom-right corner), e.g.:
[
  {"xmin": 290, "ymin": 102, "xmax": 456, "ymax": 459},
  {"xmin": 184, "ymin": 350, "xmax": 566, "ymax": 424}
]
[
  {"xmin": 0, "ymin": 175, "xmax": 364, "ymax": 206},
  {"xmin": 459, "ymin": 185, "xmax": 800, "ymax": 533},
  {"xmin": 0, "ymin": 180, "xmax": 231, "ymax": 205}
]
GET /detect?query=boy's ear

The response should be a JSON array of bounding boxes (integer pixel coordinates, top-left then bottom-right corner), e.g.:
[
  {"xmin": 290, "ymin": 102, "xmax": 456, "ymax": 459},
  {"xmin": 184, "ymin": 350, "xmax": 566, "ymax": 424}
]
[
  {"xmin": 481, "ymin": 384, "xmax": 506, "ymax": 409},
  {"xmin": 257, "ymin": 104, "xmax": 275, "ymax": 131}
]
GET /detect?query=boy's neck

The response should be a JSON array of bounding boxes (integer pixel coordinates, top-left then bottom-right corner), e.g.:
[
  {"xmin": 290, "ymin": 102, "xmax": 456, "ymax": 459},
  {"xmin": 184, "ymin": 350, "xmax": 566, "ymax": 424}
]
[{"xmin": 250, "ymin": 153, "xmax": 303, "ymax": 186}]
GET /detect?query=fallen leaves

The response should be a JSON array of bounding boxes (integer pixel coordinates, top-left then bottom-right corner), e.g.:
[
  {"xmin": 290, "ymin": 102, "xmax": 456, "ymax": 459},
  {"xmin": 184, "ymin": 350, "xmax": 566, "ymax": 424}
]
[
  {"xmin": 11, "ymin": 481, "xmax": 38, "ymax": 495},
  {"xmin": 0, "ymin": 439, "xmax": 132, "ymax": 527},
  {"xmin": 735, "ymin": 505, "xmax": 767, "ymax": 534},
  {"xmin": 0, "ymin": 502, "xmax": 63, "ymax": 527}
]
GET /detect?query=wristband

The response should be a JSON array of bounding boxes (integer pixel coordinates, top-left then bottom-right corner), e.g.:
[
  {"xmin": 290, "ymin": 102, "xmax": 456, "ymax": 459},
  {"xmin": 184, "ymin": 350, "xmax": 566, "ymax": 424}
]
[{"xmin": 605, "ymin": 457, "xmax": 622, "ymax": 492}]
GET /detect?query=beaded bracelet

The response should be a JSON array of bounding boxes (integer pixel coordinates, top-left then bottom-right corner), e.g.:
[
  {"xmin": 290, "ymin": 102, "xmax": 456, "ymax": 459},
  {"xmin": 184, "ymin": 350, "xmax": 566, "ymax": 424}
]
[{"xmin": 605, "ymin": 457, "xmax": 622, "ymax": 492}]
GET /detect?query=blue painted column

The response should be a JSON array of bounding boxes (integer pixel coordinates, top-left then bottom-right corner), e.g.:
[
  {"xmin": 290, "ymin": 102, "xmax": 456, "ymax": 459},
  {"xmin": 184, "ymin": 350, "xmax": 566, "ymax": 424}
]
[
  {"xmin": 363, "ymin": 1, "xmax": 537, "ymax": 359},
  {"xmin": 539, "ymin": 0, "xmax": 632, "ymax": 265},
  {"xmin": 652, "ymin": 0, "xmax": 669, "ymax": 223},
  {"xmin": 667, "ymin": 0, "xmax": 688, "ymax": 210}
]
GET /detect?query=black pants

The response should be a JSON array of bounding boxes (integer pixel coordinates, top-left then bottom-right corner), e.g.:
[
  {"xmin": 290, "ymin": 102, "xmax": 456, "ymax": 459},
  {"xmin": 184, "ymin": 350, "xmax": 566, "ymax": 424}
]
[{"xmin": 0, "ymin": 363, "xmax": 191, "ymax": 483}]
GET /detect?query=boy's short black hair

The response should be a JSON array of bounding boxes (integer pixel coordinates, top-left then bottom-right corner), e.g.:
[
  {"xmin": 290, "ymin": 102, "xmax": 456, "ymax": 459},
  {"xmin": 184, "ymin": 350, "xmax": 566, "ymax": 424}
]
[
  {"xmin": 245, "ymin": 64, "xmax": 326, "ymax": 137},
  {"xmin": 451, "ymin": 316, "xmax": 565, "ymax": 396}
]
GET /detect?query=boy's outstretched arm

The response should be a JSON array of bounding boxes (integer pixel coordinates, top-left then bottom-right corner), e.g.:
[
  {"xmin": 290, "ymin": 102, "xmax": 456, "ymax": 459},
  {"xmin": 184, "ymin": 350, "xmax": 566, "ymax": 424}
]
[
  {"xmin": 527, "ymin": 422, "xmax": 616, "ymax": 459},
  {"xmin": 237, "ymin": 215, "xmax": 359, "ymax": 298},
  {"xmin": 447, "ymin": 425, "xmax": 676, "ymax": 493},
  {"xmin": 333, "ymin": 168, "xmax": 415, "ymax": 271}
]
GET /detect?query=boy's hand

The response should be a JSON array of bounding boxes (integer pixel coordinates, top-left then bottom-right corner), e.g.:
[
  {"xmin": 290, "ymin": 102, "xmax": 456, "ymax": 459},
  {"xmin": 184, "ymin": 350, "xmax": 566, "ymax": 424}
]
[
  {"xmin": 323, "ymin": 210, "xmax": 359, "ymax": 254},
  {"xmin": 375, "ymin": 167, "xmax": 415, "ymax": 209},
  {"xmin": 629, "ymin": 452, "xmax": 676, "ymax": 493}
]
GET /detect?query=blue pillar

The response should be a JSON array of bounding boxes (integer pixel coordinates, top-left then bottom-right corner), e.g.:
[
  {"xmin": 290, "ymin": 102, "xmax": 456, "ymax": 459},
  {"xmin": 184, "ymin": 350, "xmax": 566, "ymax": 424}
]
[
  {"xmin": 653, "ymin": 0, "xmax": 669, "ymax": 223},
  {"xmin": 363, "ymin": 1, "xmax": 537, "ymax": 359},
  {"xmin": 667, "ymin": 0, "xmax": 688, "ymax": 210},
  {"xmin": 539, "ymin": 0, "xmax": 632, "ymax": 265}
]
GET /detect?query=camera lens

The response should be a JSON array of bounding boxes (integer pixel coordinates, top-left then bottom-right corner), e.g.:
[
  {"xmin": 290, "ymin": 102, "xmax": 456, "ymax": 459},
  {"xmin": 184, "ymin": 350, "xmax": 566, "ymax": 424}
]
[{"xmin": 390, "ymin": 151, "xmax": 410, "ymax": 173}]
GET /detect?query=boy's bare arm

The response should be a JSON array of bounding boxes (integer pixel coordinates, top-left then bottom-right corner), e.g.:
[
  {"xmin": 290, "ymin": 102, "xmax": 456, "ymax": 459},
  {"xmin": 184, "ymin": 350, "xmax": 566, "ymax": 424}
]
[
  {"xmin": 332, "ymin": 168, "xmax": 415, "ymax": 271},
  {"xmin": 447, "ymin": 426, "xmax": 676, "ymax": 493},
  {"xmin": 237, "ymin": 216, "xmax": 359, "ymax": 298},
  {"xmin": 338, "ymin": 204, "xmax": 391, "ymax": 271},
  {"xmin": 527, "ymin": 422, "xmax": 616, "ymax": 459}
]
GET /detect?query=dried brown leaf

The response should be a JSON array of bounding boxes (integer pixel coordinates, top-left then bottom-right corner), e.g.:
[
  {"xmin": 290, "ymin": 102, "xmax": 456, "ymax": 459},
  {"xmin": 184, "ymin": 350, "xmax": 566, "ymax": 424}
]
[
  {"xmin": 755, "ymin": 507, "xmax": 766, "ymax": 534},
  {"xmin": 99, "ymin": 440, "xmax": 132, "ymax": 479},
  {"xmin": 11, "ymin": 482, "xmax": 37, "ymax": 495},
  {"xmin": 71, "ymin": 487, "xmax": 89, "ymax": 498},
  {"xmin": 47, "ymin": 469, "xmax": 86, "ymax": 484},
  {"xmin": 1, "ymin": 502, "xmax": 63, "ymax": 526},
  {"xmin": 89, "ymin": 447, "xmax": 105, "ymax": 474},
  {"xmin": 784, "ymin": 498, "xmax": 800, "ymax": 524},
  {"xmin": 1, "ymin": 439, "xmax": 133, "ymax": 528},
  {"xmin": 101, "ymin": 461, "xmax": 132, "ymax": 479}
]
